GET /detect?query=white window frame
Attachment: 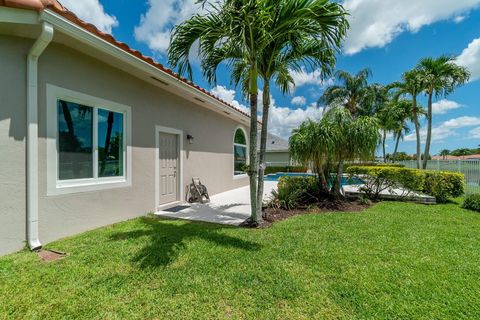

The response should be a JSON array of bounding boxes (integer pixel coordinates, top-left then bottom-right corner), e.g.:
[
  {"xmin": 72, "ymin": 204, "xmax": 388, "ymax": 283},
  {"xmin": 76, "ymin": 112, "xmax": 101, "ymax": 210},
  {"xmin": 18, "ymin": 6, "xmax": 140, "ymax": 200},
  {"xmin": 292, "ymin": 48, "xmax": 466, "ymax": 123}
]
[
  {"xmin": 233, "ymin": 126, "xmax": 249, "ymax": 179},
  {"xmin": 46, "ymin": 84, "xmax": 132, "ymax": 195}
]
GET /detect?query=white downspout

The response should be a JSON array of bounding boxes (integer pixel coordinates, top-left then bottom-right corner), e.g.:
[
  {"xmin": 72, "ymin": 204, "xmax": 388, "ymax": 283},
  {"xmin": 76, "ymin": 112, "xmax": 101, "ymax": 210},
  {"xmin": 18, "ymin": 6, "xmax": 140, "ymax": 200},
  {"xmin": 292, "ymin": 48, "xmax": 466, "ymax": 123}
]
[{"xmin": 27, "ymin": 22, "xmax": 54, "ymax": 250}]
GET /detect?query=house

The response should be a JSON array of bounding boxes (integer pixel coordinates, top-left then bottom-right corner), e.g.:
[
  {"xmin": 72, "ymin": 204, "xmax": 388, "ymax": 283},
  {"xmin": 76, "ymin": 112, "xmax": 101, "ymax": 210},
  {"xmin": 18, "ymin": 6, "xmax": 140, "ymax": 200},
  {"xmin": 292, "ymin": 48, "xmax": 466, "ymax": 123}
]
[
  {"xmin": 432, "ymin": 154, "xmax": 480, "ymax": 161},
  {"xmin": 258, "ymin": 132, "xmax": 291, "ymax": 166},
  {"xmin": 0, "ymin": 1, "xmax": 252, "ymax": 256}
]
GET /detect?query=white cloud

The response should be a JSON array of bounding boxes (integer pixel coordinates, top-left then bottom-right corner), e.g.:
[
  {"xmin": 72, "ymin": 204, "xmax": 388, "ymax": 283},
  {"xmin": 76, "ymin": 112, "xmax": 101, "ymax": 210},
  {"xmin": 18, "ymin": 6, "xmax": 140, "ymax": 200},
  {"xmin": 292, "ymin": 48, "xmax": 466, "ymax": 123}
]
[
  {"xmin": 211, "ymin": 85, "xmax": 323, "ymax": 139},
  {"xmin": 454, "ymin": 15, "xmax": 467, "ymax": 23},
  {"xmin": 291, "ymin": 96, "xmax": 307, "ymax": 106},
  {"xmin": 443, "ymin": 116, "xmax": 480, "ymax": 128},
  {"xmin": 60, "ymin": 0, "xmax": 118, "ymax": 34},
  {"xmin": 343, "ymin": 0, "xmax": 480, "ymax": 55},
  {"xmin": 210, "ymin": 85, "xmax": 250, "ymax": 115},
  {"xmin": 268, "ymin": 102, "xmax": 324, "ymax": 139},
  {"xmin": 469, "ymin": 127, "xmax": 480, "ymax": 138},
  {"xmin": 134, "ymin": 0, "xmax": 204, "ymax": 53},
  {"xmin": 289, "ymin": 67, "xmax": 334, "ymax": 89},
  {"xmin": 405, "ymin": 116, "xmax": 480, "ymax": 142},
  {"xmin": 457, "ymin": 37, "xmax": 480, "ymax": 81},
  {"xmin": 432, "ymin": 99, "xmax": 463, "ymax": 115}
]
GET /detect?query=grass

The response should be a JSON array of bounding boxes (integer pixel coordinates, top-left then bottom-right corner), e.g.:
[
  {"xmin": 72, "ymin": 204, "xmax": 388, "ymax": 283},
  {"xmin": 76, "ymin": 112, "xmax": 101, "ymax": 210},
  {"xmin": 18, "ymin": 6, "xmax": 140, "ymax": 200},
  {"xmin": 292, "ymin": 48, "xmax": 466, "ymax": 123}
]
[{"xmin": 1, "ymin": 201, "xmax": 480, "ymax": 319}]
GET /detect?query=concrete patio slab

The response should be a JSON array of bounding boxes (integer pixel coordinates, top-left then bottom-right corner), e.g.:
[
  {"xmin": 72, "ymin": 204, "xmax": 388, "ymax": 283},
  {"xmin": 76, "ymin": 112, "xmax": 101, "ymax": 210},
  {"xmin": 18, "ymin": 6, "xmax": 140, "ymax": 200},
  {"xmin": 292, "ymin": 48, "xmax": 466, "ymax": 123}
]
[
  {"xmin": 155, "ymin": 181, "xmax": 278, "ymax": 225},
  {"xmin": 343, "ymin": 184, "xmax": 436, "ymax": 204}
]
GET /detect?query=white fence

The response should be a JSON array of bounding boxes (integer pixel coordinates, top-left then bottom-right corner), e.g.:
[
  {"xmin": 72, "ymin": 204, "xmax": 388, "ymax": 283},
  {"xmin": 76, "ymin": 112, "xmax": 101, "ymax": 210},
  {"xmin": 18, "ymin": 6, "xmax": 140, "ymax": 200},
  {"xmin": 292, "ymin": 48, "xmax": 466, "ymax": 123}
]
[{"xmin": 398, "ymin": 160, "xmax": 480, "ymax": 193}]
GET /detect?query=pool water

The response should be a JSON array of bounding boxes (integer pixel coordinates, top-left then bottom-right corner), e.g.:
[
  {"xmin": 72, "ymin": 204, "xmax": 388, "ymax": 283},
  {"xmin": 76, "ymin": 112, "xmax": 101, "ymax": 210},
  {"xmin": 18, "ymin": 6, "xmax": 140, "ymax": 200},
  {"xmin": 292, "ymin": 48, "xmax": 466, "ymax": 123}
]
[{"xmin": 264, "ymin": 172, "xmax": 363, "ymax": 186}]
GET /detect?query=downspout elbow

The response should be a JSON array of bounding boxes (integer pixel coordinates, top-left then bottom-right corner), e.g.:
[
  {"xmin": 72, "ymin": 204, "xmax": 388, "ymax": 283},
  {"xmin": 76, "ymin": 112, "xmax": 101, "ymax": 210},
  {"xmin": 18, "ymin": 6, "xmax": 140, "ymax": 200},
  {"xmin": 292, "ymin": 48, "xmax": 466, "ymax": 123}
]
[{"xmin": 27, "ymin": 22, "xmax": 54, "ymax": 251}]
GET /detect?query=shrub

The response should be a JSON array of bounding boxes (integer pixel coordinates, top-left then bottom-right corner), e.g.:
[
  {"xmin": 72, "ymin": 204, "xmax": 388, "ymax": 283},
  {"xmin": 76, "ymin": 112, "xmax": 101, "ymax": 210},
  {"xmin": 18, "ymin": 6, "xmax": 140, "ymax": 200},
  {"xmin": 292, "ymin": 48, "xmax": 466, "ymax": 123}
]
[
  {"xmin": 264, "ymin": 166, "xmax": 307, "ymax": 175},
  {"xmin": 423, "ymin": 171, "xmax": 465, "ymax": 203},
  {"xmin": 343, "ymin": 162, "xmax": 404, "ymax": 171},
  {"xmin": 346, "ymin": 166, "xmax": 424, "ymax": 200},
  {"xmin": 346, "ymin": 166, "xmax": 465, "ymax": 203},
  {"xmin": 269, "ymin": 176, "xmax": 318, "ymax": 210},
  {"xmin": 462, "ymin": 194, "xmax": 480, "ymax": 212}
]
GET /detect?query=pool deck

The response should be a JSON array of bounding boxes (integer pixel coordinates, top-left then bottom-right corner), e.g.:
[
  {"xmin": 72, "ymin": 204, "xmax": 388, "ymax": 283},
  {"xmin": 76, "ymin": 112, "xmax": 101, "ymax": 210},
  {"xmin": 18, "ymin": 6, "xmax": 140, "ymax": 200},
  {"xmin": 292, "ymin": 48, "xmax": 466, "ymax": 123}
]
[
  {"xmin": 155, "ymin": 181, "xmax": 278, "ymax": 226},
  {"xmin": 155, "ymin": 176, "xmax": 436, "ymax": 226}
]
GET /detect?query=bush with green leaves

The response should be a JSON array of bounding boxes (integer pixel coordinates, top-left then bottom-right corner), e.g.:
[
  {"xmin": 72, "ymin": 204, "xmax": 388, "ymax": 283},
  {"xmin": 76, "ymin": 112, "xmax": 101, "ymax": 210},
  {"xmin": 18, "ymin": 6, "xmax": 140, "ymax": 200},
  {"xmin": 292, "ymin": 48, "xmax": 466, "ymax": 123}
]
[
  {"xmin": 264, "ymin": 166, "xmax": 307, "ymax": 175},
  {"xmin": 346, "ymin": 166, "xmax": 465, "ymax": 203},
  {"xmin": 343, "ymin": 162, "xmax": 405, "ymax": 171},
  {"xmin": 462, "ymin": 194, "xmax": 480, "ymax": 212},
  {"xmin": 269, "ymin": 176, "xmax": 318, "ymax": 210},
  {"xmin": 346, "ymin": 166, "xmax": 424, "ymax": 201},
  {"xmin": 423, "ymin": 171, "xmax": 464, "ymax": 203}
]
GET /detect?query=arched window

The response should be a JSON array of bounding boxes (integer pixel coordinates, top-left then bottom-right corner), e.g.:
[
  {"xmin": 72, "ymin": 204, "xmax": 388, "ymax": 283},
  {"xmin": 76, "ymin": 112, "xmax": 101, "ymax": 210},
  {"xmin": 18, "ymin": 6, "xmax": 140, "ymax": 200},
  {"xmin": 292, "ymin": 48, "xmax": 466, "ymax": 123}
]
[{"xmin": 234, "ymin": 128, "xmax": 248, "ymax": 175}]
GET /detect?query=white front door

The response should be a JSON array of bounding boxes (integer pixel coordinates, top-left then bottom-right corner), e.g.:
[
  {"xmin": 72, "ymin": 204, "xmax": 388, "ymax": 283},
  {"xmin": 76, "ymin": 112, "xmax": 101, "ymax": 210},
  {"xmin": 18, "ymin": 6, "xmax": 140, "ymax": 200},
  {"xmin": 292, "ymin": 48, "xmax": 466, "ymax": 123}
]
[{"xmin": 158, "ymin": 132, "xmax": 178, "ymax": 205}]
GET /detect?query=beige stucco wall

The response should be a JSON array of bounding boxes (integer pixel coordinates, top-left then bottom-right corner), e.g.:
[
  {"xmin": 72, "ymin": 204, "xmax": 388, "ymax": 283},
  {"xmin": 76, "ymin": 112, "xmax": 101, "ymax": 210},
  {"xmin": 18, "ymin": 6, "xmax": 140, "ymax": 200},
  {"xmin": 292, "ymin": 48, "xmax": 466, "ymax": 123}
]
[
  {"xmin": 0, "ymin": 34, "xmax": 249, "ymax": 254},
  {"xmin": 0, "ymin": 36, "xmax": 29, "ymax": 255}
]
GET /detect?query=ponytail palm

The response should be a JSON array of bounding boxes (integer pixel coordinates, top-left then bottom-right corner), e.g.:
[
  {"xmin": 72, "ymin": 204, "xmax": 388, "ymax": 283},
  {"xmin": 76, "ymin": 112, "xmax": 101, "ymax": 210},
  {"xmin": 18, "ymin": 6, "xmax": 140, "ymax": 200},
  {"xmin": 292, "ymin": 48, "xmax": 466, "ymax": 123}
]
[{"xmin": 290, "ymin": 107, "xmax": 379, "ymax": 198}]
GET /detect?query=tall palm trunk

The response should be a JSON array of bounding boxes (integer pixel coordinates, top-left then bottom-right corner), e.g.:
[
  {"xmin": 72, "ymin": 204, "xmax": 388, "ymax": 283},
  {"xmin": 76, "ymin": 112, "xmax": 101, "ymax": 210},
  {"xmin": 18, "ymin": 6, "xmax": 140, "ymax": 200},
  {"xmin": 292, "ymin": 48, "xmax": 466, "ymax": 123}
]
[
  {"xmin": 423, "ymin": 91, "xmax": 433, "ymax": 169},
  {"xmin": 412, "ymin": 97, "xmax": 422, "ymax": 169},
  {"xmin": 248, "ymin": 65, "xmax": 260, "ymax": 223},
  {"xmin": 382, "ymin": 129, "xmax": 387, "ymax": 163},
  {"xmin": 256, "ymin": 81, "xmax": 270, "ymax": 220},
  {"xmin": 392, "ymin": 131, "xmax": 401, "ymax": 162}
]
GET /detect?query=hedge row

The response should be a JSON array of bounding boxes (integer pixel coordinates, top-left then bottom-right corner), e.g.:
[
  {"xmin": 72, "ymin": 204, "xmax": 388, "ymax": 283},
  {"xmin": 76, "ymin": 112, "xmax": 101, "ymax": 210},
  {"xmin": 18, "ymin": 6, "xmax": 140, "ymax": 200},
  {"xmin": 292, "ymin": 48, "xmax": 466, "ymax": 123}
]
[
  {"xmin": 346, "ymin": 166, "xmax": 464, "ymax": 203},
  {"xmin": 342, "ymin": 162, "xmax": 405, "ymax": 171},
  {"xmin": 265, "ymin": 166, "xmax": 307, "ymax": 175}
]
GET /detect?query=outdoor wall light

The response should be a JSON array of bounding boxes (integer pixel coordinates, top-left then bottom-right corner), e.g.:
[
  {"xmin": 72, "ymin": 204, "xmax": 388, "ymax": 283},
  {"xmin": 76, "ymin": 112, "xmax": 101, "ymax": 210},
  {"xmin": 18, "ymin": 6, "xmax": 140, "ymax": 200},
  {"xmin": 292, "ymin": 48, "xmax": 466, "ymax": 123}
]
[{"xmin": 187, "ymin": 134, "xmax": 194, "ymax": 144}]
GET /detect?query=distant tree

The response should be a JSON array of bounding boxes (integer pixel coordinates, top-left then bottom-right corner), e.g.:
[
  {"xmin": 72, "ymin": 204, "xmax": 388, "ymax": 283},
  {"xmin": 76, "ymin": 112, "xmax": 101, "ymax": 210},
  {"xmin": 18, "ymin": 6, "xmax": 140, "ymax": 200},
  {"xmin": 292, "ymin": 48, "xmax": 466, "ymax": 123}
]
[
  {"xmin": 390, "ymin": 70, "xmax": 425, "ymax": 169},
  {"xmin": 451, "ymin": 148, "xmax": 473, "ymax": 157},
  {"xmin": 394, "ymin": 152, "xmax": 413, "ymax": 161},
  {"xmin": 319, "ymin": 68, "xmax": 374, "ymax": 117},
  {"xmin": 417, "ymin": 56, "xmax": 470, "ymax": 169},
  {"xmin": 439, "ymin": 149, "xmax": 450, "ymax": 160}
]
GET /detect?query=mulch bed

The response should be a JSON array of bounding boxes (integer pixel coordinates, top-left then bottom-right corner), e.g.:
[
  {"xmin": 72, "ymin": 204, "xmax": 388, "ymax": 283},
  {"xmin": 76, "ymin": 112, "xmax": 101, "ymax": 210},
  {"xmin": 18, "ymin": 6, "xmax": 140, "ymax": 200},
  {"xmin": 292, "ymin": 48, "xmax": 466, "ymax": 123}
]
[{"xmin": 241, "ymin": 199, "xmax": 371, "ymax": 228}]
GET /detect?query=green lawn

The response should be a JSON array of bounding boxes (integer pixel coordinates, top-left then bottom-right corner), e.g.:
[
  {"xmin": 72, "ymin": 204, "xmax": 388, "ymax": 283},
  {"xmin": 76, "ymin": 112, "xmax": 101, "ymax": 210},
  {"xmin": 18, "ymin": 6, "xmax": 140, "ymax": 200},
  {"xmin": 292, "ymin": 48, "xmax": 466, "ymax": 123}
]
[{"xmin": 2, "ymin": 201, "xmax": 480, "ymax": 319}]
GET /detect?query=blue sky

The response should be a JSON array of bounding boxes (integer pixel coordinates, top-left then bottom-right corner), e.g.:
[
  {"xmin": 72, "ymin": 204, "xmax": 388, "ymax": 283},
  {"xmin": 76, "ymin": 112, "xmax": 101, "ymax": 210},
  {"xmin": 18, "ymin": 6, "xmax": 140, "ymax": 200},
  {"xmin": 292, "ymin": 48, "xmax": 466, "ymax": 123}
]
[{"xmin": 62, "ymin": 0, "xmax": 480, "ymax": 155}]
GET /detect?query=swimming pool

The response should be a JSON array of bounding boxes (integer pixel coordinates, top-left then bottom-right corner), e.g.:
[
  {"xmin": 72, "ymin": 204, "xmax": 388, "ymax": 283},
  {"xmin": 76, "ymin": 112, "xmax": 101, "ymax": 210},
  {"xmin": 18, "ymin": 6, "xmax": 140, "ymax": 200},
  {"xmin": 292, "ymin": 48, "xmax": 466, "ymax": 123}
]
[{"xmin": 264, "ymin": 172, "xmax": 363, "ymax": 186}]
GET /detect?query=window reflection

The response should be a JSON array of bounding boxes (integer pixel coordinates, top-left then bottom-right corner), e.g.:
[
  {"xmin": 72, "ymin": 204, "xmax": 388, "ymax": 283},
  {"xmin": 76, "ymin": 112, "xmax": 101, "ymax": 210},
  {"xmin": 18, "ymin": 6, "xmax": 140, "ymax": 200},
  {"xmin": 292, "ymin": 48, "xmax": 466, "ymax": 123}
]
[
  {"xmin": 58, "ymin": 100, "xmax": 93, "ymax": 180},
  {"xmin": 98, "ymin": 109, "xmax": 124, "ymax": 177},
  {"xmin": 234, "ymin": 129, "xmax": 247, "ymax": 175}
]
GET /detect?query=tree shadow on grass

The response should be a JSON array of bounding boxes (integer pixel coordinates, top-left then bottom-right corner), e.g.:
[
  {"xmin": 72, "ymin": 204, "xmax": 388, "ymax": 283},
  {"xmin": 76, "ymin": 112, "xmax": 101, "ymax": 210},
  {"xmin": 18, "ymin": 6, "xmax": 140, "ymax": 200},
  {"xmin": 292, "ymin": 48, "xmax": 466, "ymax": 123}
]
[{"xmin": 109, "ymin": 216, "xmax": 260, "ymax": 268}]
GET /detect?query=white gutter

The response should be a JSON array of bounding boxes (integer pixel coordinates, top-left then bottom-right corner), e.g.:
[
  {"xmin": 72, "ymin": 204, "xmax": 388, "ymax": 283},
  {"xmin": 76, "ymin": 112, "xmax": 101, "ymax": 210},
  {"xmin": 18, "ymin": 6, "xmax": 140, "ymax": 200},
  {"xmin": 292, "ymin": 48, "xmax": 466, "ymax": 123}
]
[{"xmin": 27, "ymin": 22, "xmax": 54, "ymax": 251}]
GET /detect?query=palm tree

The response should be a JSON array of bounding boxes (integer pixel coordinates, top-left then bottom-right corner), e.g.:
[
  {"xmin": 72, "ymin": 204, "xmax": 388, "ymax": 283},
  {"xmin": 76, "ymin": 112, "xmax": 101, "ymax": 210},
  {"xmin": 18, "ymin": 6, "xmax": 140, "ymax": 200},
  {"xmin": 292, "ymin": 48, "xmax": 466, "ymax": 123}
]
[
  {"xmin": 169, "ymin": 0, "xmax": 348, "ymax": 223},
  {"xmin": 248, "ymin": 0, "xmax": 347, "ymax": 218},
  {"xmin": 390, "ymin": 70, "xmax": 425, "ymax": 169},
  {"xmin": 377, "ymin": 103, "xmax": 396, "ymax": 163},
  {"xmin": 169, "ymin": 0, "xmax": 268, "ymax": 223},
  {"xmin": 439, "ymin": 149, "xmax": 450, "ymax": 160},
  {"xmin": 417, "ymin": 56, "xmax": 470, "ymax": 169},
  {"xmin": 319, "ymin": 68, "xmax": 373, "ymax": 117},
  {"xmin": 390, "ymin": 99, "xmax": 415, "ymax": 162}
]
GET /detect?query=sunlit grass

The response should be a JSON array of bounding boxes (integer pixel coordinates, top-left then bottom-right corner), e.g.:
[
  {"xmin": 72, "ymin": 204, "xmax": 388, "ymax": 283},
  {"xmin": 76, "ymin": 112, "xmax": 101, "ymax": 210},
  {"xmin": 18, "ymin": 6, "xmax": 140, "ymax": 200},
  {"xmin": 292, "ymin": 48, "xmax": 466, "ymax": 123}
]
[{"xmin": 1, "ymin": 200, "xmax": 480, "ymax": 319}]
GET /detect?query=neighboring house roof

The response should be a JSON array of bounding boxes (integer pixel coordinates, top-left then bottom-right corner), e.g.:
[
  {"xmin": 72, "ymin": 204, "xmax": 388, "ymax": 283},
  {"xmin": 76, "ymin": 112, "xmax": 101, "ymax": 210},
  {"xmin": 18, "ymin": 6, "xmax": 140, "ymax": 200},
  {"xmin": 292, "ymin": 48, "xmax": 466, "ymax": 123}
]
[
  {"xmin": 0, "ymin": 0, "xmax": 250, "ymax": 120},
  {"xmin": 432, "ymin": 154, "xmax": 480, "ymax": 160},
  {"xmin": 257, "ymin": 133, "xmax": 289, "ymax": 152}
]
